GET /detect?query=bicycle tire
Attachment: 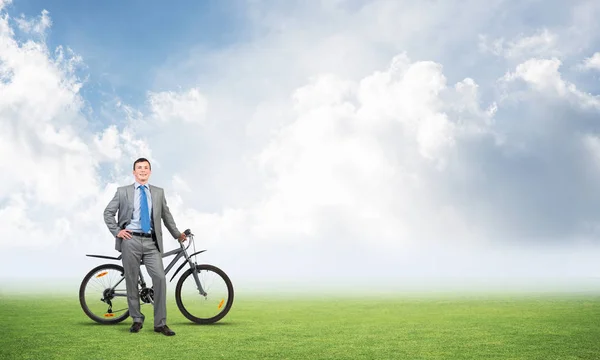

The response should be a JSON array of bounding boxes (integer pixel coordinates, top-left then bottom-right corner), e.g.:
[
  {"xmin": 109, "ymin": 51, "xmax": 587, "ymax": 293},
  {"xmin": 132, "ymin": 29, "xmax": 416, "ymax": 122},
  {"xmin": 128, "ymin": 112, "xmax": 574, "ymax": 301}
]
[
  {"xmin": 79, "ymin": 263, "xmax": 130, "ymax": 324},
  {"xmin": 175, "ymin": 264, "xmax": 234, "ymax": 324}
]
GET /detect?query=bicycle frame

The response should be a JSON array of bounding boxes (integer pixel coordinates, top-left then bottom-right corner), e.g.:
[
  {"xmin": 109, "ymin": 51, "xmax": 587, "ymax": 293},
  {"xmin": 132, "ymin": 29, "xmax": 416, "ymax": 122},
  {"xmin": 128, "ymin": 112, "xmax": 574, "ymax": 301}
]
[{"xmin": 86, "ymin": 232, "xmax": 208, "ymax": 298}]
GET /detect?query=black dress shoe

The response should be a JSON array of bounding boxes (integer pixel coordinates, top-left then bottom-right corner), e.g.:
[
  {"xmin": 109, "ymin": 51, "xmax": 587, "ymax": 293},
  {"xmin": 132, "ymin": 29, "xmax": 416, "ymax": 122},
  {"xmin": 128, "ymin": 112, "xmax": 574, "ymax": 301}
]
[
  {"xmin": 130, "ymin": 322, "xmax": 143, "ymax": 333},
  {"xmin": 154, "ymin": 325, "xmax": 176, "ymax": 336}
]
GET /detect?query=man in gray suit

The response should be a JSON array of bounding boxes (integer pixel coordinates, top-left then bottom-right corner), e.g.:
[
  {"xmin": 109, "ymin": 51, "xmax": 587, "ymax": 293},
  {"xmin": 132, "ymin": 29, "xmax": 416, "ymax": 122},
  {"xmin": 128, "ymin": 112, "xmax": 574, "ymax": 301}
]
[{"xmin": 104, "ymin": 157, "xmax": 186, "ymax": 336}]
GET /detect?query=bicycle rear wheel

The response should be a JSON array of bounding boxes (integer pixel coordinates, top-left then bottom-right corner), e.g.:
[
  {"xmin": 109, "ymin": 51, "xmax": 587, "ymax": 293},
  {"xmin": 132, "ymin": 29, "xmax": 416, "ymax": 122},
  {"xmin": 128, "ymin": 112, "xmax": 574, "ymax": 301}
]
[
  {"xmin": 175, "ymin": 264, "xmax": 234, "ymax": 324},
  {"xmin": 79, "ymin": 264, "xmax": 130, "ymax": 324}
]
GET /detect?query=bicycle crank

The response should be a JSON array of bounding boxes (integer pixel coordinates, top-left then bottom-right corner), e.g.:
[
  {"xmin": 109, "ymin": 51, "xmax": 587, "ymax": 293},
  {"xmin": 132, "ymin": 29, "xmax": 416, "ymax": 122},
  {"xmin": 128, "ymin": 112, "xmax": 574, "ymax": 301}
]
[{"xmin": 140, "ymin": 287, "xmax": 154, "ymax": 304}]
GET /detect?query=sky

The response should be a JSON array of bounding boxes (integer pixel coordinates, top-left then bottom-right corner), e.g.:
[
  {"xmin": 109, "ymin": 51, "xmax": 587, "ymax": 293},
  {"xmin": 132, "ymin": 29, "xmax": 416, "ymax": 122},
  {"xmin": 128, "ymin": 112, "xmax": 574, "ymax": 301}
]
[{"xmin": 2, "ymin": 0, "xmax": 600, "ymax": 293}]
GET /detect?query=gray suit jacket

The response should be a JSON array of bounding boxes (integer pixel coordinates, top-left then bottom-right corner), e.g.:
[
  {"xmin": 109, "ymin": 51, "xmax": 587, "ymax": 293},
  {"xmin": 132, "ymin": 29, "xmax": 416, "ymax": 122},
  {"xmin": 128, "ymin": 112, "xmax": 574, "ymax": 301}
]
[{"xmin": 103, "ymin": 183, "xmax": 181, "ymax": 254}]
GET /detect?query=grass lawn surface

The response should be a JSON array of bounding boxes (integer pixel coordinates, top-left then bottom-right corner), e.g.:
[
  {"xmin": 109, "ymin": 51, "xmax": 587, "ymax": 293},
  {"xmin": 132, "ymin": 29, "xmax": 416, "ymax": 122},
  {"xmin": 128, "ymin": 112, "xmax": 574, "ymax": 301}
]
[{"xmin": 1, "ymin": 293, "xmax": 599, "ymax": 359}]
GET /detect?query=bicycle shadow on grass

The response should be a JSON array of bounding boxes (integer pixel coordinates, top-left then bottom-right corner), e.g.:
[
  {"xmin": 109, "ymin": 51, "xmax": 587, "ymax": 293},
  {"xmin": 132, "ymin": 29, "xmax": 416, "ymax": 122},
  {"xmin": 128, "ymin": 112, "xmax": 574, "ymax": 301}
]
[
  {"xmin": 172, "ymin": 321, "xmax": 237, "ymax": 327},
  {"xmin": 76, "ymin": 322, "xmax": 128, "ymax": 327}
]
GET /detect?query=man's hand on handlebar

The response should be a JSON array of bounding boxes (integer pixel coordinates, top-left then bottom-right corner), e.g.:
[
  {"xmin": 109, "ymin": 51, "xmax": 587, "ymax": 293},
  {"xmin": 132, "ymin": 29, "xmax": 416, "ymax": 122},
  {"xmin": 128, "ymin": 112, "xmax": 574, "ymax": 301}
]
[{"xmin": 178, "ymin": 232, "xmax": 187, "ymax": 242}]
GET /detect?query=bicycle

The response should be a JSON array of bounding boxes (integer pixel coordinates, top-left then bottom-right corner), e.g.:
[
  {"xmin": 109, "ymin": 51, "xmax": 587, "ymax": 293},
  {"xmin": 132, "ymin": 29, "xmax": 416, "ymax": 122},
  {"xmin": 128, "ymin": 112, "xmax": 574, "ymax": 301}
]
[{"xmin": 79, "ymin": 229, "xmax": 234, "ymax": 325}]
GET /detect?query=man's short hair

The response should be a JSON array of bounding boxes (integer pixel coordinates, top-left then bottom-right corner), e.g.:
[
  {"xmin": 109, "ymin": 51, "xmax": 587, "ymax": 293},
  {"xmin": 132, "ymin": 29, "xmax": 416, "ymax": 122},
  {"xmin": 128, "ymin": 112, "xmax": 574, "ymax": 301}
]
[{"xmin": 133, "ymin": 158, "xmax": 151, "ymax": 170}]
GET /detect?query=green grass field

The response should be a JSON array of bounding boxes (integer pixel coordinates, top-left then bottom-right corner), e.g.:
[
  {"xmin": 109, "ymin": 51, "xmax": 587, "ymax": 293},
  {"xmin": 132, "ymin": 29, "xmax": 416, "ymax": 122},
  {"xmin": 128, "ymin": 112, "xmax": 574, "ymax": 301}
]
[{"xmin": 1, "ymin": 293, "xmax": 600, "ymax": 359}]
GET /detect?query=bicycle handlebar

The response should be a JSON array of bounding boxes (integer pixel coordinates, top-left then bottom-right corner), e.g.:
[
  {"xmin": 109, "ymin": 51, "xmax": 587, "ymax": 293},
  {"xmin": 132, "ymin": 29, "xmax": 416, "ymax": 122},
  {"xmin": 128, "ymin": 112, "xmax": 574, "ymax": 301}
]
[{"xmin": 179, "ymin": 228, "xmax": 194, "ymax": 251}]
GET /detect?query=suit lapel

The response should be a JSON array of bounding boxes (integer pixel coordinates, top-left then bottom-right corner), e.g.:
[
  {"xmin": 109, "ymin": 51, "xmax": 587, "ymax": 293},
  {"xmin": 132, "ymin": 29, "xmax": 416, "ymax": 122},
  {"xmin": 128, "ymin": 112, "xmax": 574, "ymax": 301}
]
[
  {"xmin": 126, "ymin": 184, "xmax": 135, "ymax": 219},
  {"xmin": 149, "ymin": 185, "xmax": 159, "ymax": 224},
  {"xmin": 126, "ymin": 184, "xmax": 135, "ymax": 200}
]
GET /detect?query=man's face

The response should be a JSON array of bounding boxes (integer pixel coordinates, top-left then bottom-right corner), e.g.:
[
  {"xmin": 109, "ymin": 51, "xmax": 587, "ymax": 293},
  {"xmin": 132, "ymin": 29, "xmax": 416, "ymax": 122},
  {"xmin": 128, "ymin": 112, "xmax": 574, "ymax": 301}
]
[{"xmin": 133, "ymin": 161, "xmax": 151, "ymax": 184}]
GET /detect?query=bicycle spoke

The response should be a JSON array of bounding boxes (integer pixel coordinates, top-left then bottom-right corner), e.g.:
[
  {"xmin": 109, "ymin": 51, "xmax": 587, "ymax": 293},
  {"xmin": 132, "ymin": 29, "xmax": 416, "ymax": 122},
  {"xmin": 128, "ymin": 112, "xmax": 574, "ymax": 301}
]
[
  {"xmin": 176, "ymin": 264, "xmax": 233, "ymax": 324},
  {"xmin": 80, "ymin": 264, "xmax": 130, "ymax": 324}
]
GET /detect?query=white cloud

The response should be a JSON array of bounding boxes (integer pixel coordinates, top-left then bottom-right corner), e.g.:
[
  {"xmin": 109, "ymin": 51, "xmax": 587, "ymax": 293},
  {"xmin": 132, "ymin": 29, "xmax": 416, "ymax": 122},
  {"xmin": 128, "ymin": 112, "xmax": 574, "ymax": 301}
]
[
  {"xmin": 93, "ymin": 125, "xmax": 122, "ymax": 161},
  {"xmin": 0, "ymin": 7, "xmax": 153, "ymax": 251},
  {"xmin": 171, "ymin": 174, "xmax": 192, "ymax": 193},
  {"xmin": 502, "ymin": 58, "xmax": 600, "ymax": 109},
  {"xmin": 247, "ymin": 53, "xmax": 501, "ymax": 249},
  {"xmin": 0, "ymin": 11, "xmax": 96, "ymax": 208},
  {"xmin": 357, "ymin": 55, "xmax": 458, "ymax": 165},
  {"xmin": 15, "ymin": 9, "xmax": 51, "ymax": 36},
  {"xmin": 503, "ymin": 58, "xmax": 566, "ymax": 94},
  {"xmin": 0, "ymin": 0, "xmax": 10, "ymax": 12},
  {"xmin": 479, "ymin": 28, "xmax": 560, "ymax": 60},
  {"xmin": 91, "ymin": 122, "xmax": 154, "ymax": 172},
  {"xmin": 581, "ymin": 52, "xmax": 600, "ymax": 71},
  {"xmin": 148, "ymin": 88, "xmax": 207, "ymax": 124},
  {"xmin": 583, "ymin": 134, "xmax": 600, "ymax": 165}
]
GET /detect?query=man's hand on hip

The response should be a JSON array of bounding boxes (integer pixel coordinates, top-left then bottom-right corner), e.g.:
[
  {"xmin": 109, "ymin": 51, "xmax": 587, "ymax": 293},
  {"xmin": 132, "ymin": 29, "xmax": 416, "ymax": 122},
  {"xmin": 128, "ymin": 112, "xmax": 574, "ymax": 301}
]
[{"xmin": 118, "ymin": 229, "xmax": 133, "ymax": 239}]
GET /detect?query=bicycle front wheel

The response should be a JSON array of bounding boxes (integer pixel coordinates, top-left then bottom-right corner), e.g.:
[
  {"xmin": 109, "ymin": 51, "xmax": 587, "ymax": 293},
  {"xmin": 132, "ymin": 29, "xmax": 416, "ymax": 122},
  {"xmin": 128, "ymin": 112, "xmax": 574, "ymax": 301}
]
[
  {"xmin": 79, "ymin": 264, "xmax": 130, "ymax": 324},
  {"xmin": 175, "ymin": 264, "xmax": 234, "ymax": 324}
]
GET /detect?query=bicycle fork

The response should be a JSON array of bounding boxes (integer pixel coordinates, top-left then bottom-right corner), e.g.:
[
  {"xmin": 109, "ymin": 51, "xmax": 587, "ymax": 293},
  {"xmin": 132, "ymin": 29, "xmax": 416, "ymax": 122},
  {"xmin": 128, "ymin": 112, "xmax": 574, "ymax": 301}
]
[
  {"xmin": 191, "ymin": 266, "xmax": 207, "ymax": 297},
  {"xmin": 183, "ymin": 255, "xmax": 207, "ymax": 297}
]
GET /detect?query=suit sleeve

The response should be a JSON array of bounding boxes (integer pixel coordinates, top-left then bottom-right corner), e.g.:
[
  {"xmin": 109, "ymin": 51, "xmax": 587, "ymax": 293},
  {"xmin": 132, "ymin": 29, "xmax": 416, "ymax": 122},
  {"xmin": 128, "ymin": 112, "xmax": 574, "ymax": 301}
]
[
  {"xmin": 161, "ymin": 190, "xmax": 181, "ymax": 239},
  {"xmin": 104, "ymin": 190, "xmax": 121, "ymax": 237}
]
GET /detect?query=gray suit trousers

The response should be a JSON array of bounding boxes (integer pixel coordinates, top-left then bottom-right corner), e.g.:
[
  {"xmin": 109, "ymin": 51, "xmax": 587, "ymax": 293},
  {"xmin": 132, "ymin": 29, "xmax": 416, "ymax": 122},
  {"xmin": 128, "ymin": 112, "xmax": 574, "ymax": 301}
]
[{"xmin": 121, "ymin": 234, "xmax": 167, "ymax": 328}]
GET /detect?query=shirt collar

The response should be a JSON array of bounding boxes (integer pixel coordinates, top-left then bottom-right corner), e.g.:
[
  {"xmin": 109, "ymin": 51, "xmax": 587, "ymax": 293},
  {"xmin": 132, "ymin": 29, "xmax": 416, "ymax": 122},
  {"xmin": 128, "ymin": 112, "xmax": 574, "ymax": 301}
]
[{"xmin": 134, "ymin": 181, "xmax": 150, "ymax": 189}]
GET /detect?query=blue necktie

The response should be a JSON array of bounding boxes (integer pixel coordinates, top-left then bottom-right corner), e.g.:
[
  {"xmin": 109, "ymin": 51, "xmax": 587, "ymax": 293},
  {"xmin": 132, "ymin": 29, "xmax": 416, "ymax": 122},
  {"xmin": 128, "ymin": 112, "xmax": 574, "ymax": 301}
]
[{"xmin": 140, "ymin": 185, "xmax": 151, "ymax": 233}]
